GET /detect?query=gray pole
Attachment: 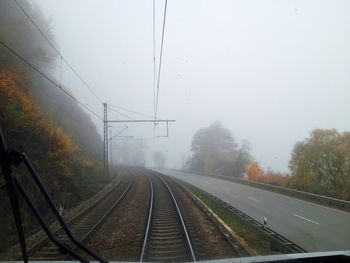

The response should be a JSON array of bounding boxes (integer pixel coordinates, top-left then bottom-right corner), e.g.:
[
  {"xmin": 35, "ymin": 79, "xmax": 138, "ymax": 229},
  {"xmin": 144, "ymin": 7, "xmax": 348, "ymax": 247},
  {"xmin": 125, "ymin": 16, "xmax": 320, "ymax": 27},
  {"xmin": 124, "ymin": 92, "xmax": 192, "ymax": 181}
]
[
  {"xmin": 109, "ymin": 130, "xmax": 112, "ymax": 166},
  {"xmin": 103, "ymin": 103, "xmax": 108, "ymax": 178}
]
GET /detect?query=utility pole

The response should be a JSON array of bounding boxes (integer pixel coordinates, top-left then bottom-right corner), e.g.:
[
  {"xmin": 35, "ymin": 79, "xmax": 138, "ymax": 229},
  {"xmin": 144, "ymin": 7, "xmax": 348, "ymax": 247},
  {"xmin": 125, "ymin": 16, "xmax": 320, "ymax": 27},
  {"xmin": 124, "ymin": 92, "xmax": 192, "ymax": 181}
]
[
  {"xmin": 103, "ymin": 103, "xmax": 108, "ymax": 178},
  {"xmin": 109, "ymin": 130, "xmax": 113, "ymax": 166},
  {"xmin": 102, "ymin": 102, "xmax": 175, "ymax": 175}
]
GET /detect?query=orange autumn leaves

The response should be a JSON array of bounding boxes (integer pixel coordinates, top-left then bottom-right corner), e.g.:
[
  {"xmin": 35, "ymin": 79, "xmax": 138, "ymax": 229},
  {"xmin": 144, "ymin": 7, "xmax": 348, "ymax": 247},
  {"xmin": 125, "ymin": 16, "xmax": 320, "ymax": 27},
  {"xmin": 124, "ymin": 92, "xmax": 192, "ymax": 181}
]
[
  {"xmin": 245, "ymin": 129, "xmax": 350, "ymax": 200},
  {"xmin": 48, "ymin": 128, "xmax": 77, "ymax": 159},
  {"xmin": 245, "ymin": 162, "xmax": 288, "ymax": 187},
  {"xmin": 0, "ymin": 71, "xmax": 78, "ymax": 173}
]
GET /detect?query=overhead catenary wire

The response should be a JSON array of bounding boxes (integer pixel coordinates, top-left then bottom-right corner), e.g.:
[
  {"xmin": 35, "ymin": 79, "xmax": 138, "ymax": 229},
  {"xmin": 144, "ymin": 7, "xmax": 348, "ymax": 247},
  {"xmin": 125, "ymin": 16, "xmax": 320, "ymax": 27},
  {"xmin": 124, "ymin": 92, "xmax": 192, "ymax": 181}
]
[
  {"xmin": 152, "ymin": 0, "xmax": 157, "ymax": 136},
  {"xmin": 107, "ymin": 106, "xmax": 134, "ymax": 120},
  {"xmin": 153, "ymin": 0, "xmax": 157, "ymax": 118},
  {"xmin": 154, "ymin": 0, "xmax": 168, "ymax": 119},
  {"xmin": 109, "ymin": 126, "xmax": 129, "ymax": 138},
  {"xmin": 108, "ymin": 104, "xmax": 155, "ymax": 119},
  {"xmin": 15, "ymin": 0, "xmax": 155, "ymax": 122},
  {"xmin": 59, "ymin": 56, "xmax": 63, "ymax": 88},
  {"xmin": 13, "ymin": 0, "xmax": 104, "ymax": 104},
  {"xmin": 0, "ymin": 38, "xmax": 103, "ymax": 121},
  {"xmin": 13, "ymin": 0, "xmax": 171, "ymax": 130}
]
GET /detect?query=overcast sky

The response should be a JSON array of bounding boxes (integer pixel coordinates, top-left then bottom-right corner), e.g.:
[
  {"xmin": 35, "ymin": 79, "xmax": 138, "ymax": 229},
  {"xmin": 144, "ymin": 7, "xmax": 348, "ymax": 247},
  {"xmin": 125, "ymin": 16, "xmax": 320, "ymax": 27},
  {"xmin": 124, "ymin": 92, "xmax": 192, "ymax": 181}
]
[{"xmin": 30, "ymin": 0, "xmax": 350, "ymax": 171}]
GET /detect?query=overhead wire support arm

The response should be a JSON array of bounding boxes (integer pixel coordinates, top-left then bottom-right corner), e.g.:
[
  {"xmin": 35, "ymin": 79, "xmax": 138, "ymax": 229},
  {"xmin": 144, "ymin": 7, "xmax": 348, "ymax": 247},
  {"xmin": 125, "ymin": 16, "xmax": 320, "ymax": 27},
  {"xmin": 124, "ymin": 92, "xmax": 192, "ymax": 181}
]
[
  {"xmin": 106, "ymin": 119, "xmax": 175, "ymax": 123},
  {"xmin": 106, "ymin": 120, "xmax": 175, "ymax": 138},
  {"xmin": 108, "ymin": 104, "xmax": 155, "ymax": 119},
  {"xmin": 102, "ymin": 105, "xmax": 175, "ymax": 177},
  {"xmin": 108, "ymin": 126, "xmax": 129, "ymax": 141},
  {"xmin": 156, "ymin": 119, "xmax": 170, "ymax": 138}
]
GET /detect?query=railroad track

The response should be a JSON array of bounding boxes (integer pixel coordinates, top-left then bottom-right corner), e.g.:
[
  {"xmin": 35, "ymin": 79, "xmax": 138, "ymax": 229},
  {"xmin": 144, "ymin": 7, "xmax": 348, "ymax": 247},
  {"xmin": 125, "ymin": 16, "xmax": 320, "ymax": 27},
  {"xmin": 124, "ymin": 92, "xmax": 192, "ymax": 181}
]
[
  {"xmin": 140, "ymin": 173, "xmax": 196, "ymax": 262},
  {"xmin": 27, "ymin": 174, "xmax": 134, "ymax": 261}
]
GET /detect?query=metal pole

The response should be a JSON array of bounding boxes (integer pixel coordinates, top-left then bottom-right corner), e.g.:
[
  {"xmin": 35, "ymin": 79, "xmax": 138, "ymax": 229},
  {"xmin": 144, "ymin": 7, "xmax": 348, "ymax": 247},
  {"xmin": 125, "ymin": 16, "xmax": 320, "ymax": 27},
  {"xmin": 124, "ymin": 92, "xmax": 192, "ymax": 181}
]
[
  {"xmin": 109, "ymin": 130, "xmax": 112, "ymax": 166},
  {"xmin": 103, "ymin": 103, "xmax": 108, "ymax": 178},
  {"xmin": 167, "ymin": 120, "xmax": 169, "ymax": 137}
]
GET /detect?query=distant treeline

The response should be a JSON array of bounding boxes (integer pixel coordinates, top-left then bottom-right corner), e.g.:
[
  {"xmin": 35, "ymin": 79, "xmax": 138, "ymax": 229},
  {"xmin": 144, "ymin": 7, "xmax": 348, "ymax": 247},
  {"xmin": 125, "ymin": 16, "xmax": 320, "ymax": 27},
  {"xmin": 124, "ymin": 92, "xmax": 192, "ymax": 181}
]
[
  {"xmin": 0, "ymin": 0, "xmax": 106, "ymax": 253},
  {"xmin": 245, "ymin": 129, "xmax": 350, "ymax": 201},
  {"xmin": 186, "ymin": 122, "xmax": 350, "ymax": 201}
]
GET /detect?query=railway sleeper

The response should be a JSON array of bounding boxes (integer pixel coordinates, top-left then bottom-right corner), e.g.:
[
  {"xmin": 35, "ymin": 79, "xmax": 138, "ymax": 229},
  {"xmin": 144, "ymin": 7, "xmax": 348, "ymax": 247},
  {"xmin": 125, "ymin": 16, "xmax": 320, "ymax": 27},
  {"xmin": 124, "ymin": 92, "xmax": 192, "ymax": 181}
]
[
  {"xmin": 147, "ymin": 248, "xmax": 188, "ymax": 256},
  {"xmin": 146, "ymin": 254, "xmax": 189, "ymax": 262}
]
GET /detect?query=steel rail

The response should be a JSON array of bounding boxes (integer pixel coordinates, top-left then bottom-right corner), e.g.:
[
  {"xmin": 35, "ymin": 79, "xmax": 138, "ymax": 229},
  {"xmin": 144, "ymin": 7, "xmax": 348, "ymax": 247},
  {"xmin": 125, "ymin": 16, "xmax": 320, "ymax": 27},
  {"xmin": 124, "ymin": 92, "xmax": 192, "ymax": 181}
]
[
  {"xmin": 63, "ymin": 175, "xmax": 135, "ymax": 260},
  {"xmin": 22, "ymin": 176, "xmax": 123, "ymax": 259},
  {"xmin": 156, "ymin": 174, "xmax": 196, "ymax": 262},
  {"xmin": 82, "ymin": 176, "xmax": 134, "ymax": 241},
  {"xmin": 139, "ymin": 175, "xmax": 154, "ymax": 262}
]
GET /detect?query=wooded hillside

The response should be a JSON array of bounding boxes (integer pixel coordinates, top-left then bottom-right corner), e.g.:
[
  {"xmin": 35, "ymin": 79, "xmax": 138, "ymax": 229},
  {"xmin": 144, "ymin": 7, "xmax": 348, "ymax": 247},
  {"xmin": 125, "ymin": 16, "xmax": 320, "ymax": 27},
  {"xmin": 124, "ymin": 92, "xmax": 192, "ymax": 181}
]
[{"xmin": 0, "ymin": 0, "xmax": 107, "ymax": 252}]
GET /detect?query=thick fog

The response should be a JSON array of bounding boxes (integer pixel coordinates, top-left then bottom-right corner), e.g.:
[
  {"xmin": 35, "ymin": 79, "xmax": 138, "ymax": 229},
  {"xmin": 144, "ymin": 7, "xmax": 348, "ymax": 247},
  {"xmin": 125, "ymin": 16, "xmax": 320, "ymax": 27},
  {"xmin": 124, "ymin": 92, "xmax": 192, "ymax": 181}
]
[{"xmin": 30, "ymin": 0, "xmax": 350, "ymax": 172}]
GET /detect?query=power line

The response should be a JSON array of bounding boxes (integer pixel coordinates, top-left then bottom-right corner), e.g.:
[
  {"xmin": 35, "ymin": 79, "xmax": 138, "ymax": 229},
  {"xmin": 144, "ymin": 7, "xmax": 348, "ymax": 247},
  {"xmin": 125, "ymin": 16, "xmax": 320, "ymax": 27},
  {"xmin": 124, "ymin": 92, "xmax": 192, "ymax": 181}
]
[
  {"xmin": 13, "ymin": 0, "xmax": 104, "ymax": 103},
  {"xmin": 63, "ymin": 58, "xmax": 103, "ymax": 102},
  {"xmin": 59, "ymin": 56, "xmax": 63, "ymax": 88},
  {"xmin": 107, "ymin": 106, "xmax": 134, "ymax": 120},
  {"xmin": 14, "ymin": 0, "xmax": 168, "ymax": 124},
  {"xmin": 13, "ymin": 0, "xmax": 169, "ymax": 126},
  {"xmin": 108, "ymin": 126, "xmax": 129, "ymax": 141},
  {"xmin": 108, "ymin": 111, "xmax": 120, "ymax": 121},
  {"xmin": 13, "ymin": 0, "xmax": 60, "ymax": 54},
  {"xmin": 109, "ymin": 126, "xmax": 128, "ymax": 137},
  {"xmin": 0, "ymin": 38, "xmax": 103, "ymax": 121},
  {"xmin": 108, "ymin": 104, "xmax": 154, "ymax": 119},
  {"xmin": 153, "ymin": 0, "xmax": 157, "ymax": 117},
  {"xmin": 155, "ymin": 0, "xmax": 168, "ymax": 119}
]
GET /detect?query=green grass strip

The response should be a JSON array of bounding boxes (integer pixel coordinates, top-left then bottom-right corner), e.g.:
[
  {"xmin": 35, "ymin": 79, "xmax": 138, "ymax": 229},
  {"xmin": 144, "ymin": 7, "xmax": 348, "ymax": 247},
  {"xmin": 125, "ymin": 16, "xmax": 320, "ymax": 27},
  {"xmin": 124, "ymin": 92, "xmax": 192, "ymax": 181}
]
[{"xmin": 185, "ymin": 184, "xmax": 294, "ymax": 255}]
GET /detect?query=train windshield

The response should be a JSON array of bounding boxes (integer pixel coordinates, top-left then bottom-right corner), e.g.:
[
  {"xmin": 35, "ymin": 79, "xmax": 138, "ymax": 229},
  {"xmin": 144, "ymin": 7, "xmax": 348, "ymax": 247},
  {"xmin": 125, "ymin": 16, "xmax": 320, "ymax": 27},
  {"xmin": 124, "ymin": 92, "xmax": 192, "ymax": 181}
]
[{"xmin": 0, "ymin": 0, "xmax": 349, "ymax": 262}]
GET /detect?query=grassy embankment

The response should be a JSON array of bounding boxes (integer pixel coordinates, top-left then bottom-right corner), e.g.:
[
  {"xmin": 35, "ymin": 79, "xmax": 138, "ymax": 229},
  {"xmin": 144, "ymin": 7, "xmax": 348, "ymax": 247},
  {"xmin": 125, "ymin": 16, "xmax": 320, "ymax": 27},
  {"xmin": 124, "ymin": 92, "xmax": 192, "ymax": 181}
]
[{"xmin": 184, "ymin": 183, "xmax": 294, "ymax": 256}]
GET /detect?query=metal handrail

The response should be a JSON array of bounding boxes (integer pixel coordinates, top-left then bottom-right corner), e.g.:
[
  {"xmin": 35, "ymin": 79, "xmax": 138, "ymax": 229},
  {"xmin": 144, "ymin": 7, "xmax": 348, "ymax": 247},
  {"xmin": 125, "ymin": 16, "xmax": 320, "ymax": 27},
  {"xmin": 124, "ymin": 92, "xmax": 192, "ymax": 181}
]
[{"xmin": 0, "ymin": 129, "xmax": 106, "ymax": 262}]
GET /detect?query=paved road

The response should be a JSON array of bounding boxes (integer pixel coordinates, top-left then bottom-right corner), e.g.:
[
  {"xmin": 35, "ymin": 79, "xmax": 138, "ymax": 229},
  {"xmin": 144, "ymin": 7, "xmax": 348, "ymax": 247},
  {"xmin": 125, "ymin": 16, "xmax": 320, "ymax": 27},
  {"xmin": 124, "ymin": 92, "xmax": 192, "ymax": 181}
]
[{"xmin": 155, "ymin": 169, "xmax": 350, "ymax": 252}]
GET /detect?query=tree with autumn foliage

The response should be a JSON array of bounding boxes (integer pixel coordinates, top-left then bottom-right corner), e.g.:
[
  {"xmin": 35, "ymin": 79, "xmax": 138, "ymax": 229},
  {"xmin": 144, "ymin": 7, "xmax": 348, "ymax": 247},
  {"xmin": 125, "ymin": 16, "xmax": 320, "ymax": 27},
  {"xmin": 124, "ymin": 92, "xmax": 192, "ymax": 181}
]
[
  {"xmin": 188, "ymin": 122, "xmax": 253, "ymax": 177},
  {"xmin": 245, "ymin": 162, "xmax": 264, "ymax": 181},
  {"xmin": 245, "ymin": 162, "xmax": 289, "ymax": 186},
  {"xmin": 288, "ymin": 129, "xmax": 350, "ymax": 200},
  {"xmin": 245, "ymin": 129, "xmax": 350, "ymax": 200},
  {"xmin": 0, "ymin": 1, "xmax": 107, "ymax": 252}
]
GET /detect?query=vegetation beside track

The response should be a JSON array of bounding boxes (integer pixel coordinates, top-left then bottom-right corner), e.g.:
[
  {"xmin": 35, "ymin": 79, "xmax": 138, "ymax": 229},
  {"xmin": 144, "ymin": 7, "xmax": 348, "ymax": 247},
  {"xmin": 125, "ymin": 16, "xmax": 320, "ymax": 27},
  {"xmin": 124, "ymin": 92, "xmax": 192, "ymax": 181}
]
[
  {"xmin": 0, "ymin": 1, "xmax": 110, "ymax": 253},
  {"xmin": 183, "ymin": 183, "xmax": 294, "ymax": 256},
  {"xmin": 0, "ymin": 175, "xmax": 120, "ymax": 260}
]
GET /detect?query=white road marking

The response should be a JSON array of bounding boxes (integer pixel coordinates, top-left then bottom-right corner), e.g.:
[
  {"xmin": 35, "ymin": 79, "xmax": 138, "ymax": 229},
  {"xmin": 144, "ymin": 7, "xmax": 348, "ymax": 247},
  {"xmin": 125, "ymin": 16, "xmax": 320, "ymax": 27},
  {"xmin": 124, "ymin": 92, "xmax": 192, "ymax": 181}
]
[
  {"xmin": 171, "ymin": 170, "xmax": 350, "ymax": 216},
  {"xmin": 294, "ymin": 214, "xmax": 320, "ymax": 225},
  {"xmin": 248, "ymin": 196, "xmax": 261, "ymax": 203},
  {"xmin": 163, "ymin": 169, "xmax": 350, "ymax": 216}
]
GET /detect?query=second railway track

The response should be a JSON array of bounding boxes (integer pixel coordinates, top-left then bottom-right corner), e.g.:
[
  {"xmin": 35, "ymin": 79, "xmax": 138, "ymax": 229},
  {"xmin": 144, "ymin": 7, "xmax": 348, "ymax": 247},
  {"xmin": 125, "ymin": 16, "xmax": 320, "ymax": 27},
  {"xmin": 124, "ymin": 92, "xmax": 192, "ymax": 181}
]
[
  {"xmin": 11, "ymin": 167, "xmax": 248, "ymax": 262},
  {"xmin": 28, "ymin": 174, "xmax": 134, "ymax": 261}
]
